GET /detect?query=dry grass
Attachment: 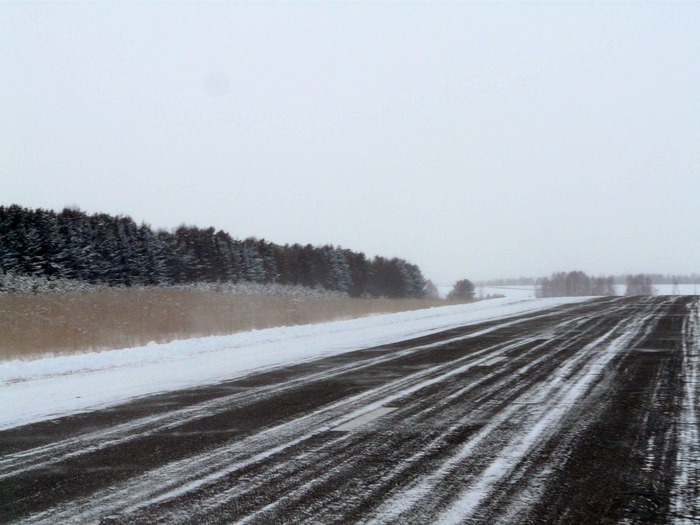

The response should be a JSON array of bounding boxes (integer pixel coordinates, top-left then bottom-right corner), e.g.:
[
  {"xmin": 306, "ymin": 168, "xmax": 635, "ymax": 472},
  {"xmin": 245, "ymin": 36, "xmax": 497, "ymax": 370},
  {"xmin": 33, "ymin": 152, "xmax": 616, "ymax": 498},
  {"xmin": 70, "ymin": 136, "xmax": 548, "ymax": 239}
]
[{"xmin": 0, "ymin": 289, "xmax": 455, "ymax": 360}]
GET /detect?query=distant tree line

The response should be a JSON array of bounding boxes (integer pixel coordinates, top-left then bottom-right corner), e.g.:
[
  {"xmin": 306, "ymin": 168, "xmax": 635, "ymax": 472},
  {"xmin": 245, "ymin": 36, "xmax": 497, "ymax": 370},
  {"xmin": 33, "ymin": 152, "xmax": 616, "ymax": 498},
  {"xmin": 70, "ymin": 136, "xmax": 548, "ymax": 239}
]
[
  {"xmin": 488, "ymin": 273, "xmax": 697, "ymax": 289},
  {"xmin": 620, "ymin": 273, "xmax": 699, "ymax": 285},
  {"xmin": 0, "ymin": 205, "xmax": 427, "ymax": 298},
  {"xmin": 624, "ymin": 274, "xmax": 653, "ymax": 296},
  {"xmin": 537, "ymin": 271, "xmax": 616, "ymax": 298},
  {"xmin": 536, "ymin": 271, "xmax": 670, "ymax": 297},
  {"xmin": 477, "ymin": 277, "xmax": 536, "ymax": 286},
  {"xmin": 447, "ymin": 279, "xmax": 476, "ymax": 301}
]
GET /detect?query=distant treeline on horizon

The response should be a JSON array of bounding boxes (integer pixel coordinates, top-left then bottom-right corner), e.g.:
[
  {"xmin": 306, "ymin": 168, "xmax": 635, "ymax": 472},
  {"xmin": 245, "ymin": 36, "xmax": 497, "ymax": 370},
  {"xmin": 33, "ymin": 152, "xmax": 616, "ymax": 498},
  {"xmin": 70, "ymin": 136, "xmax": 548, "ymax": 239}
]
[
  {"xmin": 536, "ymin": 271, "xmax": 655, "ymax": 298},
  {"xmin": 484, "ymin": 271, "xmax": 697, "ymax": 298},
  {"xmin": 0, "ymin": 205, "xmax": 427, "ymax": 298},
  {"xmin": 479, "ymin": 273, "xmax": 699, "ymax": 287}
]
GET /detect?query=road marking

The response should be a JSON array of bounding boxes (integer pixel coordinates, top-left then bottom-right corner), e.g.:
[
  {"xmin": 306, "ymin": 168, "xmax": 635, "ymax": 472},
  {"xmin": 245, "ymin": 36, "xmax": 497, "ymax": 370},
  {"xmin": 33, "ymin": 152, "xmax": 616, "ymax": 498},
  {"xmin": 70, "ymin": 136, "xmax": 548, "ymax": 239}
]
[
  {"xmin": 480, "ymin": 356, "xmax": 507, "ymax": 366},
  {"xmin": 332, "ymin": 407, "xmax": 399, "ymax": 432}
]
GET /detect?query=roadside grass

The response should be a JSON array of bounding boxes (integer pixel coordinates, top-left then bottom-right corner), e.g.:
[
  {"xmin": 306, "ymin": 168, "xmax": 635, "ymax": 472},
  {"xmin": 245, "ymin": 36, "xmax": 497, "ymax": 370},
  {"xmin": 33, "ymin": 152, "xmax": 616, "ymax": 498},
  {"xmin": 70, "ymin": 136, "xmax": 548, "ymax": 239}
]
[{"xmin": 0, "ymin": 289, "xmax": 455, "ymax": 360}]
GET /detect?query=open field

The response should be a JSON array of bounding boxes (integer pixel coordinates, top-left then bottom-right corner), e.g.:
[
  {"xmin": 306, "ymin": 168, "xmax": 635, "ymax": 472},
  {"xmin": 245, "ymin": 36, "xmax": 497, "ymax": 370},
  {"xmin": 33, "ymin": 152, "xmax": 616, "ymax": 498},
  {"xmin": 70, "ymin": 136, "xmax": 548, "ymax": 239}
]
[
  {"xmin": 0, "ymin": 289, "xmax": 455, "ymax": 360},
  {"xmin": 1, "ymin": 296, "xmax": 697, "ymax": 524}
]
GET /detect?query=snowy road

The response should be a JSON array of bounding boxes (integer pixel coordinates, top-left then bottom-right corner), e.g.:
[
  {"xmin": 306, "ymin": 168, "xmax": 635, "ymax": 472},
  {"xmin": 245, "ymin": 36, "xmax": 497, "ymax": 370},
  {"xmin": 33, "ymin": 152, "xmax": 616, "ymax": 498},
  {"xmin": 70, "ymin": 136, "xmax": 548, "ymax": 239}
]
[{"xmin": 2, "ymin": 297, "xmax": 698, "ymax": 524}]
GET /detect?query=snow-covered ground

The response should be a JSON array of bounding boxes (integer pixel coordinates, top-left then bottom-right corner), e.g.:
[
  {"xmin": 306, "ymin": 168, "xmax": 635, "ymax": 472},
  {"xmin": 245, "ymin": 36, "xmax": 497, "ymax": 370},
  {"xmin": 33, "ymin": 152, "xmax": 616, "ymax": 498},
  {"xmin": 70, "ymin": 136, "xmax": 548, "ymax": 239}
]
[{"xmin": 0, "ymin": 297, "xmax": 589, "ymax": 430}]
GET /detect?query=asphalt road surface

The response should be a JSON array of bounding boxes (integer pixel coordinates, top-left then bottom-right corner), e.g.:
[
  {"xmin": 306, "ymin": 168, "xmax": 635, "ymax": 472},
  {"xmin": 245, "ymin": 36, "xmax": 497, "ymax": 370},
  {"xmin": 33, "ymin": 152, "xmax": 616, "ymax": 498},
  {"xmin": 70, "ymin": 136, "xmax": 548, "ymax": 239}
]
[{"xmin": 2, "ymin": 296, "xmax": 699, "ymax": 524}]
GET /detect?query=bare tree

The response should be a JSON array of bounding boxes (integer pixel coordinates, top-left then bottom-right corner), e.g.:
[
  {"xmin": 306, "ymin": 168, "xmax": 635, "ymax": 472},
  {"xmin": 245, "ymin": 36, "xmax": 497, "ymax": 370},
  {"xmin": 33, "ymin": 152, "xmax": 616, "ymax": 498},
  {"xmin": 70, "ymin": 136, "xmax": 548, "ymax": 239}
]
[
  {"xmin": 424, "ymin": 280, "xmax": 440, "ymax": 300},
  {"xmin": 625, "ymin": 274, "xmax": 653, "ymax": 295}
]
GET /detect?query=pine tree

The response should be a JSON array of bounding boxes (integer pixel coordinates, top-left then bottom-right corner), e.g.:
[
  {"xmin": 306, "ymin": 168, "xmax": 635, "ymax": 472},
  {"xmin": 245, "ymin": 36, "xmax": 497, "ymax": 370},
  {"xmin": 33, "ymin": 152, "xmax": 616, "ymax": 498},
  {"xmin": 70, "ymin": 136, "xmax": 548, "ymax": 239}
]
[
  {"xmin": 242, "ymin": 239, "xmax": 265, "ymax": 283},
  {"xmin": 0, "ymin": 204, "xmax": 429, "ymax": 295},
  {"xmin": 447, "ymin": 279, "xmax": 475, "ymax": 301}
]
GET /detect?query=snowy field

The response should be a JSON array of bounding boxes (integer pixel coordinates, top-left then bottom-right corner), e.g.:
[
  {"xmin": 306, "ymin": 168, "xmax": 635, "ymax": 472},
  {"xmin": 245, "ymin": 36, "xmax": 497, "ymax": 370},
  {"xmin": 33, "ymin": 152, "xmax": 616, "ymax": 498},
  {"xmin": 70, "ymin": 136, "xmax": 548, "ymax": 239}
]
[{"xmin": 0, "ymin": 297, "xmax": 588, "ymax": 430}]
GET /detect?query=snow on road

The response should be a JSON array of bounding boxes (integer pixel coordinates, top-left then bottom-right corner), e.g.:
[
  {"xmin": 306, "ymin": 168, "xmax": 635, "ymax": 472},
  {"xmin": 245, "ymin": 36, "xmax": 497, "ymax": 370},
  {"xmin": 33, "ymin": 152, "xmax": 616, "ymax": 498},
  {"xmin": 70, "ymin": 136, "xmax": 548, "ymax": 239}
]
[
  {"xmin": 0, "ymin": 297, "xmax": 587, "ymax": 430},
  {"xmin": 672, "ymin": 299, "xmax": 700, "ymax": 523},
  {"xmin": 367, "ymin": 304, "xmax": 659, "ymax": 525}
]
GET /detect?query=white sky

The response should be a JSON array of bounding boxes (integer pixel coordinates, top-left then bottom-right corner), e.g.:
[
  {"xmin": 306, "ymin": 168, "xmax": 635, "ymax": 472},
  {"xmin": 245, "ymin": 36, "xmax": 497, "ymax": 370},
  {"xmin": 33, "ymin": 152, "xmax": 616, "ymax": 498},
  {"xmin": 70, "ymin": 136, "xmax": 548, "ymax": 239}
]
[{"xmin": 2, "ymin": 2, "xmax": 699, "ymax": 285}]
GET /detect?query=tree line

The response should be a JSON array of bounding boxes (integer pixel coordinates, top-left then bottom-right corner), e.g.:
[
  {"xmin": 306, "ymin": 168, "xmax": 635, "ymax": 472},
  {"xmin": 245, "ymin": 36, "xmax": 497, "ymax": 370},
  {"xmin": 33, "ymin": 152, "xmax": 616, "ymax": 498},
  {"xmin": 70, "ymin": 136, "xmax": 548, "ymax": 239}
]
[
  {"xmin": 0, "ymin": 205, "xmax": 427, "ymax": 298},
  {"xmin": 537, "ymin": 271, "xmax": 616, "ymax": 298},
  {"xmin": 631, "ymin": 273, "xmax": 699, "ymax": 285},
  {"xmin": 536, "ymin": 271, "xmax": 662, "ymax": 297}
]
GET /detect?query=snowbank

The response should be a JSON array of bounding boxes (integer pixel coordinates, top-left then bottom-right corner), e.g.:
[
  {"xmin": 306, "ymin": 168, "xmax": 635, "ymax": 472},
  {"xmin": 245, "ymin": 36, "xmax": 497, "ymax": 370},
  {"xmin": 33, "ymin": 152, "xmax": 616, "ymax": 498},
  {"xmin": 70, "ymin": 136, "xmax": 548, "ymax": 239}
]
[{"xmin": 0, "ymin": 297, "xmax": 589, "ymax": 430}]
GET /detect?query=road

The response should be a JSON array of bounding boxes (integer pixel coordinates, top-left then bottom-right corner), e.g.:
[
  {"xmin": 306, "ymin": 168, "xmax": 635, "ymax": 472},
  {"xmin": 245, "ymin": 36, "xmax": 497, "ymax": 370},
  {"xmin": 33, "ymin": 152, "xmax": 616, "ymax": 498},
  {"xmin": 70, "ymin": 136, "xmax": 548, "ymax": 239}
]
[{"xmin": 2, "ymin": 296, "xmax": 698, "ymax": 524}]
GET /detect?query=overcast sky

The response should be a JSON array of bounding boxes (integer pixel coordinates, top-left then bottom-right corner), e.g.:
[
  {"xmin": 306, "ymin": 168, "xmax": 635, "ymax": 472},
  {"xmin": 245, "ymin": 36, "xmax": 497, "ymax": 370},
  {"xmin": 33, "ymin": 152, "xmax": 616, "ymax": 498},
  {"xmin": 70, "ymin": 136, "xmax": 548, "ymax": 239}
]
[{"xmin": 2, "ymin": 2, "xmax": 698, "ymax": 285}]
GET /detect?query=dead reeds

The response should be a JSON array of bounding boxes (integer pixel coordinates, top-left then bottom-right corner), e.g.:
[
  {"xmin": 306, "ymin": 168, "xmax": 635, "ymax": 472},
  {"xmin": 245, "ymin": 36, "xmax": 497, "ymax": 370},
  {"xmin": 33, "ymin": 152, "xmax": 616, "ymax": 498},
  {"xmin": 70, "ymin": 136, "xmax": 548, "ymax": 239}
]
[{"xmin": 0, "ymin": 289, "xmax": 453, "ymax": 360}]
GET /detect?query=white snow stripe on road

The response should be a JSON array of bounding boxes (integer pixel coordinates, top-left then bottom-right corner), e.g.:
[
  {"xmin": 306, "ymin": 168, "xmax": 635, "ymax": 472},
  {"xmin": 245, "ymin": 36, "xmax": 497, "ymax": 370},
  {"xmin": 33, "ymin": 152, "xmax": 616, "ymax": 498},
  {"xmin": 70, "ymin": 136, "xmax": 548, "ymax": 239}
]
[
  {"xmin": 480, "ymin": 356, "xmax": 507, "ymax": 366},
  {"xmin": 671, "ymin": 298, "xmax": 700, "ymax": 524},
  {"xmin": 332, "ymin": 407, "xmax": 398, "ymax": 431}
]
